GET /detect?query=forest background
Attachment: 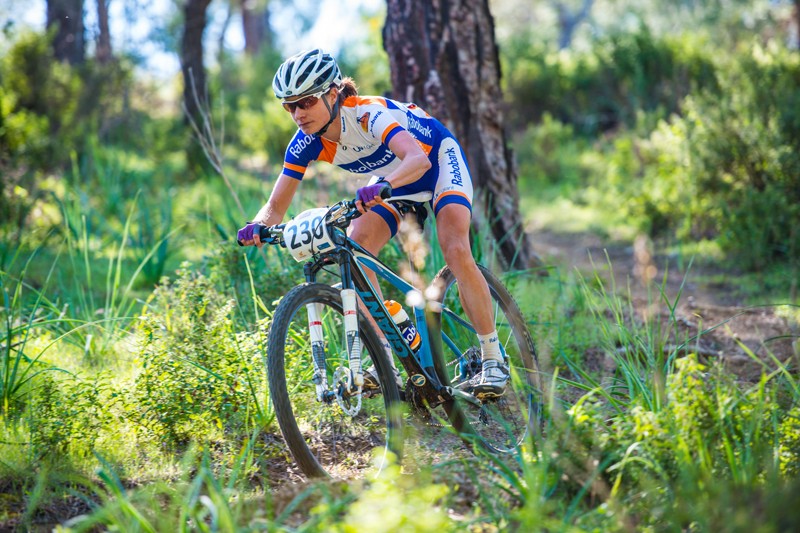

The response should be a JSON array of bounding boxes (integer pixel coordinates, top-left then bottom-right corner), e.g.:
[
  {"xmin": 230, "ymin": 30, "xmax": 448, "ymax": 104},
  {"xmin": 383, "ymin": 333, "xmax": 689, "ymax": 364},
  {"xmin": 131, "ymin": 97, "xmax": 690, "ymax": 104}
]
[{"xmin": 1, "ymin": 0, "xmax": 800, "ymax": 530}]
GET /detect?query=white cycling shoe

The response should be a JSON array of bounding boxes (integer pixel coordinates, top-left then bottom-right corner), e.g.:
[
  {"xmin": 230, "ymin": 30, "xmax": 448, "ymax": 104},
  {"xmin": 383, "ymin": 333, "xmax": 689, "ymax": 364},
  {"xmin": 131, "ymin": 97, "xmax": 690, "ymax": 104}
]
[{"xmin": 456, "ymin": 359, "xmax": 509, "ymax": 399}]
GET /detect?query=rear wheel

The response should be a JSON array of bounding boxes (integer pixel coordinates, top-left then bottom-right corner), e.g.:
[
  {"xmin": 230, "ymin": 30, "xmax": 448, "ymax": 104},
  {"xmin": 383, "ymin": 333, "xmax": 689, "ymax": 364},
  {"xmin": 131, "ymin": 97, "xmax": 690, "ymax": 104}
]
[
  {"xmin": 267, "ymin": 283, "xmax": 403, "ymax": 478},
  {"xmin": 431, "ymin": 265, "xmax": 543, "ymax": 452}
]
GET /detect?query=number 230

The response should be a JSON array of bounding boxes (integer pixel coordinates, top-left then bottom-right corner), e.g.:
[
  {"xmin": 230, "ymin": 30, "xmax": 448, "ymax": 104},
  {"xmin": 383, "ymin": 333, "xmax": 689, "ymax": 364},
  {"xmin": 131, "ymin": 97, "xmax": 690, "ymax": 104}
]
[{"xmin": 287, "ymin": 216, "xmax": 324, "ymax": 250}]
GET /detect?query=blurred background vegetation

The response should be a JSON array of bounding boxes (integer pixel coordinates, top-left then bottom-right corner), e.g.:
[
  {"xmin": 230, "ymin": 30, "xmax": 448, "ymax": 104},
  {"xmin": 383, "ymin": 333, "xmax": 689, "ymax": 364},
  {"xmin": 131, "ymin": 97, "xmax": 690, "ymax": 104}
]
[{"xmin": 1, "ymin": 0, "xmax": 799, "ymax": 530}]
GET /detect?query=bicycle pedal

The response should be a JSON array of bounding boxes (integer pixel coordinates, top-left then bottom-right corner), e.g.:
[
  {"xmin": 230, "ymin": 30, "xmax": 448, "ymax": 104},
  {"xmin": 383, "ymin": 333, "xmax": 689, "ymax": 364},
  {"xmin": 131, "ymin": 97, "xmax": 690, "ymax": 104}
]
[
  {"xmin": 475, "ymin": 390, "xmax": 505, "ymax": 401},
  {"xmin": 362, "ymin": 389, "xmax": 380, "ymax": 399}
]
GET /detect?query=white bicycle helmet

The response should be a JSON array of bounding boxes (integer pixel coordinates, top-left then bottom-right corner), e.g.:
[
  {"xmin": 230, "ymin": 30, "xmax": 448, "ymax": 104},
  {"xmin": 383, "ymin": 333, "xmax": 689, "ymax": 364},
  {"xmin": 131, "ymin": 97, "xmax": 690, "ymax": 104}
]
[{"xmin": 272, "ymin": 49, "xmax": 343, "ymax": 100}]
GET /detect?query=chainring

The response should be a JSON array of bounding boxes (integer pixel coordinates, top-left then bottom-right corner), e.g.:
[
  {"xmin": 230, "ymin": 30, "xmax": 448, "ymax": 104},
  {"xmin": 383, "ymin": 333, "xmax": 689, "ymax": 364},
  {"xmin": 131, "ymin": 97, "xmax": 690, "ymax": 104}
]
[{"xmin": 405, "ymin": 377, "xmax": 433, "ymax": 420}]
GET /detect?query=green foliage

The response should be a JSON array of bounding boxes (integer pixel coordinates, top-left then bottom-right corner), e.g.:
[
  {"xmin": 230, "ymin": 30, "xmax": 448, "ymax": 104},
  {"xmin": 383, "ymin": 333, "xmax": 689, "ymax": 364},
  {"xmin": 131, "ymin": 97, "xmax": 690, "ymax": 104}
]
[
  {"xmin": 0, "ymin": 30, "xmax": 74, "ymax": 163},
  {"xmin": 594, "ymin": 355, "xmax": 800, "ymax": 530},
  {"xmin": 60, "ymin": 447, "xmax": 279, "ymax": 532},
  {"xmin": 513, "ymin": 114, "xmax": 593, "ymax": 194},
  {"xmin": 213, "ymin": 50, "xmax": 298, "ymax": 166},
  {"xmin": 680, "ymin": 44, "xmax": 800, "ymax": 269},
  {"xmin": 0, "ymin": 253, "xmax": 71, "ymax": 418},
  {"xmin": 338, "ymin": 454, "xmax": 451, "ymax": 532},
  {"xmin": 463, "ymin": 353, "xmax": 800, "ymax": 531},
  {"xmin": 595, "ymin": 41, "xmax": 800, "ymax": 270},
  {"xmin": 504, "ymin": 29, "xmax": 718, "ymax": 135},
  {"xmin": 235, "ymin": 95, "xmax": 297, "ymax": 164},
  {"xmin": 130, "ymin": 263, "xmax": 268, "ymax": 449},
  {"xmin": 0, "ymin": 30, "xmax": 134, "ymax": 168},
  {"xmin": 0, "ymin": 31, "xmax": 140, "ymax": 242},
  {"xmin": 513, "ymin": 32, "xmax": 800, "ymax": 272},
  {"xmin": 0, "ymin": 86, "xmax": 49, "ymax": 161},
  {"xmin": 28, "ymin": 373, "xmax": 122, "ymax": 460}
]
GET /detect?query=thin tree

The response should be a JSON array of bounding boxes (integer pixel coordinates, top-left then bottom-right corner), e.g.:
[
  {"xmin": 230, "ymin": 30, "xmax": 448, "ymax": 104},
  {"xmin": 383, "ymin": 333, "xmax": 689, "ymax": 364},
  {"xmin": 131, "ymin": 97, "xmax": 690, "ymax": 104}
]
[
  {"xmin": 181, "ymin": 0, "xmax": 212, "ymax": 123},
  {"xmin": 241, "ymin": 0, "xmax": 273, "ymax": 55},
  {"xmin": 46, "ymin": 0, "xmax": 85, "ymax": 64},
  {"xmin": 95, "ymin": 0, "xmax": 112, "ymax": 63},
  {"xmin": 383, "ymin": 0, "xmax": 540, "ymax": 270},
  {"xmin": 794, "ymin": 0, "xmax": 800, "ymax": 50}
]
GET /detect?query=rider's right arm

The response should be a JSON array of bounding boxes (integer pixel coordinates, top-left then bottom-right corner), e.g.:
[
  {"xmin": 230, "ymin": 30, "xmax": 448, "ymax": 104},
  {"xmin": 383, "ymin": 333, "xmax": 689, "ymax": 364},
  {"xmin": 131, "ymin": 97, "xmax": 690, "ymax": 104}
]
[{"xmin": 252, "ymin": 173, "xmax": 300, "ymax": 227}]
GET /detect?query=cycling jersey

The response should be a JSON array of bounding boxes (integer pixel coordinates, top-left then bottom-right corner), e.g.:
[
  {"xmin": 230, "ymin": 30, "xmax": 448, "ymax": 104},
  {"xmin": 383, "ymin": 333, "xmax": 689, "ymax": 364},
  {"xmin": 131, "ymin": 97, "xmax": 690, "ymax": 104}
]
[{"xmin": 281, "ymin": 96, "xmax": 474, "ymax": 235}]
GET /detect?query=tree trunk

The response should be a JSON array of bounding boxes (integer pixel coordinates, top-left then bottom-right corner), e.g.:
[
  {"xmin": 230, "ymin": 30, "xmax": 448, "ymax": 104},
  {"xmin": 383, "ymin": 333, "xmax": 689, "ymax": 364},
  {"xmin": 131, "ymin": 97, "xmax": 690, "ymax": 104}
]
[
  {"xmin": 46, "ymin": 0, "xmax": 85, "ymax": 65},
  {"xmin": 95, "ymin": 0, "xmax": 112, "ymax": 63},
  {"xmin": 181, "ymin": 0, "xmax": 212, "ymax": 122},
  {"xmin": 383, "ymin": 0, "xmax": 539, "ymax": 270},
  {"xmin": 794, "ymin": 0, "xmax": 800, "ymax": 50},
  {"xmin": 241, "ymin": 0, "xmax": 272, "ymax": 55},
  {"xmin": 218, "ymin": 1, "xmax": 233, "ymax": 65}
]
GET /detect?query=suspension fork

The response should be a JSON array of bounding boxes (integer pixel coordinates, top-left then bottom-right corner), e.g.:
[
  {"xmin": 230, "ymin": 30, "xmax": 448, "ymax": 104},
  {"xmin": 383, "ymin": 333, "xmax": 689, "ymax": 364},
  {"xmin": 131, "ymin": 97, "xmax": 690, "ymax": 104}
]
[
  {"xmin": 337, "ymin": 253, "xmax": 363, "ymax": 391},
  {"xmin": 302, "ymin": 262, "xmax": 329, "ymax": 401},
  {"xmin": 302, "ymin": 254, "xmax": 363, "ymax": 399},
  {"xmin": 305, "ymin": 301, "xmax": 328, "ymax": 401}
]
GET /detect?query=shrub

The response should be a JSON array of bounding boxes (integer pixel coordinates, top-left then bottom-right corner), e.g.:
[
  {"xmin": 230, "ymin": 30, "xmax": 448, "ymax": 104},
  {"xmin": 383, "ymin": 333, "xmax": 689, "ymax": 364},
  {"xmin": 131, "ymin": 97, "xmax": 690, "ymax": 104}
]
[
  {"xmin": 513, "ymin": 113, "xmax": 592, "ymax": 192},
  {"xmin": 587, "ymin": 40, "xmax": 800, "ymax": 270},
  {"xmin": 681, "ymin": 43, "xmax": 800, "ymax": 269},
  {"xmin": 0, "ymin": 30, "xmax": 133, "ymax": 168},
  {"xmin": 503, "ymin": 30, "xmax": 718, "ymax": 136},
  {"xmin": 28, "ymin": 373, "xmax": 122, "ymax": 460},
  {"xmin": 130, "ymin": 263, "xmax": 266, "ymax": 449}
]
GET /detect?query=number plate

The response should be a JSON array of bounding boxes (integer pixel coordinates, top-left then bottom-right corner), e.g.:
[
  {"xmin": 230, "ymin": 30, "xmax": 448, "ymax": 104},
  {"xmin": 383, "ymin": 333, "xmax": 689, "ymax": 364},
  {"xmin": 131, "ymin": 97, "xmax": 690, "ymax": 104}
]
[{"xmin": 283, "ymin": 208, "xmax": 335, "ymax": 261}]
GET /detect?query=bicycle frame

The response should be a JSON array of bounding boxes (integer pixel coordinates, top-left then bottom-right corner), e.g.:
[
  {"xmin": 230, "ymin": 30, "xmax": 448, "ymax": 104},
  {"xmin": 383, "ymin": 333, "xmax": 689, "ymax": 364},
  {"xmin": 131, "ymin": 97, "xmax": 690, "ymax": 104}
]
[{"xmin": 301, "ymin": 235, "xmax": 455, "ymax": 406}]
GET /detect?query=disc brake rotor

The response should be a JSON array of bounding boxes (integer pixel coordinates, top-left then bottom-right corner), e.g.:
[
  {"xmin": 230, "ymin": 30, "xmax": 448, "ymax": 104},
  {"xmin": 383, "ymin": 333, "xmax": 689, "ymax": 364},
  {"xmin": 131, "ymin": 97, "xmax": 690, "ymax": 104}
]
[{"xmin": 333, "ymin": 366, "xmax": 362, "ymax": 416}]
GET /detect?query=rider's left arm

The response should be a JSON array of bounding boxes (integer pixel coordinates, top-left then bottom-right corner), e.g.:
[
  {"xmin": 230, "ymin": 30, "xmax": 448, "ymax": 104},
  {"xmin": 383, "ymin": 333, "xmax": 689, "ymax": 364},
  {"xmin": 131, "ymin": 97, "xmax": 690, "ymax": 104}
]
[{"xmin": 384, "ymin": 131, "xmax": 432, "ymax": 189}]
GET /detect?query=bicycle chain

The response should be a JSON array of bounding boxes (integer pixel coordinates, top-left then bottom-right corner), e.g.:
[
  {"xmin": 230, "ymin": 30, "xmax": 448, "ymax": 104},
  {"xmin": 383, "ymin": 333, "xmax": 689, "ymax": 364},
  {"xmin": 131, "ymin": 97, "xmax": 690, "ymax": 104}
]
[{"xmin": 446, "ymin": 345, "xmax": 481, "ymax": 367}]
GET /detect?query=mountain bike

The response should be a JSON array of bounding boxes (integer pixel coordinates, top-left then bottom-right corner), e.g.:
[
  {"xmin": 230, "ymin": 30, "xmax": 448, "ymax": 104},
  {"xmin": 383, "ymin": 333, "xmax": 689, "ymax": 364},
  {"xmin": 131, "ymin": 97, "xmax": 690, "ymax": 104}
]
[{"xmin": 250, "ymin": 191, "xmax": 542, "ymax": 478}]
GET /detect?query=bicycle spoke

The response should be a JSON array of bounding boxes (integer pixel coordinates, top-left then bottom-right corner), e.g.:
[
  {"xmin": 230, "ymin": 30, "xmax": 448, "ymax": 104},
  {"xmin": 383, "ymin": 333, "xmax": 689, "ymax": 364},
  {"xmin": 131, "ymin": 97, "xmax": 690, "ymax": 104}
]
[
  {"xmin": 432, "ymin": 265, "xmax": 542, "ymax": 453},
  {"xmin": 268, "ymin": 284, "xmax": 403, "ymax": 478}
]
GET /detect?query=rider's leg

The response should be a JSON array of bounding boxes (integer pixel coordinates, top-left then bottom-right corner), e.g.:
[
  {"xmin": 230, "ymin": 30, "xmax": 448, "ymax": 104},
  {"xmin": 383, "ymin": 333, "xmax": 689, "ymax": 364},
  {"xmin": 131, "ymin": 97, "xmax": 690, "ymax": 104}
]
[
  {"xmin": 436, "ymin": 203, "xmax": 508, "ymax": 396},
  {"xmin": 348, "ymin": 211, "xmax": 401, "ymax": 379},
  {"xmin": 434, "ymin": 203, "xmax": 496, "ymax": 342},
  {"xmin": 348, "ymin": 209, "xmax": 392, "ymax": 303}
]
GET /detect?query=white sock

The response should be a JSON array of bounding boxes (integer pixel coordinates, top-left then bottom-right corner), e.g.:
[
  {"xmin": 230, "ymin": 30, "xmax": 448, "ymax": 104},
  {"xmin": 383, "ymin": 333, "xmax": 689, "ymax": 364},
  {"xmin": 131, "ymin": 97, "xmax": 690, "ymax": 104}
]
[{"xmin": 478, "ymin": 331, "xmax": 502, "ymax": 362}]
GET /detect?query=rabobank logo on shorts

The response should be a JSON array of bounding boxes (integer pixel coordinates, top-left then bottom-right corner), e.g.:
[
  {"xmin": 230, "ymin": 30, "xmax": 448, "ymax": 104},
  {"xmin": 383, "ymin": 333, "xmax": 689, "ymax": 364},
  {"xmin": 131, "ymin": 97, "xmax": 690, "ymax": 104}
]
[
  {"xmin": 342, "ymin": 150, "xmax": 396, "ymax": 174},
  {"xmin": 288, "ymin": 134, "xmax": 316, "ymax": 158},
  {"xmin": 408, "ymin": 115, "xmax": 433, "ymax": 138},
  {"xmin": 445, "ymin": 147, "xmax": 463, "ymax": 186}
]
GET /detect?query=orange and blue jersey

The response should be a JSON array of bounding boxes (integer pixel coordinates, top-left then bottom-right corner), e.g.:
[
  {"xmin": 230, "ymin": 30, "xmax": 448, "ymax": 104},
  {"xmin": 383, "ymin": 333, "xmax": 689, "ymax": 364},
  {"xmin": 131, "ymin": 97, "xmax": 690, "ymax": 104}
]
[{"xmin": 281, "ymin": 96, "xmax": 474, "ymax": 235}]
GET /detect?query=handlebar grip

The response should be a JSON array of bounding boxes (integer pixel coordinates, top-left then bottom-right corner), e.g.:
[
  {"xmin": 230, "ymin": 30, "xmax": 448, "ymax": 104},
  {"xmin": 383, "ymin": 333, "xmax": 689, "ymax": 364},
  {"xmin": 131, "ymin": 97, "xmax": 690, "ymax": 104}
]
[
  {"xmin": 379, "ymin": 181, "xmax": 393, "ymax": 199},
  {"xmin": 346, "ymin": 181, "xmax": 391, "ymax": 211}
]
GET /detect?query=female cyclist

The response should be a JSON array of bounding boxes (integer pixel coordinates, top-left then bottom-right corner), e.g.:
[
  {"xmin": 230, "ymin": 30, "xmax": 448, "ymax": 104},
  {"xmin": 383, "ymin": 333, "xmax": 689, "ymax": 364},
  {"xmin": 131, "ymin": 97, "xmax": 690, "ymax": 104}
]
[{"xmin": 237, "ymin": 48, "xmax": 508, "ymax": 398}]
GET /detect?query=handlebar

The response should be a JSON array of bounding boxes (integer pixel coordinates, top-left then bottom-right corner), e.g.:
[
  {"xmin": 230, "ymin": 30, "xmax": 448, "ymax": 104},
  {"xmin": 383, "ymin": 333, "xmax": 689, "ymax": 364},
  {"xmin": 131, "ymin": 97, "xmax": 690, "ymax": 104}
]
[
  {"xmin": 256, "ymin": 224, "xmax": 286, "ymax": 246},
  {"xmin": 239, "ymin": 188, "xmax": 432, "ymax": 248}
]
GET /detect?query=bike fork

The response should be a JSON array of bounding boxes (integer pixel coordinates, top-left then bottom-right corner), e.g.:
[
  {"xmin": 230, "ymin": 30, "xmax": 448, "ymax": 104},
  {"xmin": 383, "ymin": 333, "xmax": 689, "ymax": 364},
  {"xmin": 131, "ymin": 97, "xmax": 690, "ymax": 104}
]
[
  {"xmin": 340, "ymin": 288, "xmax": 363, "ymax": 391},
  {"xmin": 305, "ymin": 302, "xmax": 329, "ymax": 401}
]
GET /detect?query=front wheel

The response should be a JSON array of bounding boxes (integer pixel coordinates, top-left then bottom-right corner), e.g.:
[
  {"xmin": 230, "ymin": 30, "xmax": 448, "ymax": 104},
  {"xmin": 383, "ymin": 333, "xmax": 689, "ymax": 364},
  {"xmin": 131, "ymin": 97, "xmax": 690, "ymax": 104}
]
[
  {"xmin": 431, "ymin": 265, "xmax": 543, "ymax": 453},
  {"xmin": 267, "ymin": 283, "xmax": 403, "ymax": 478}
]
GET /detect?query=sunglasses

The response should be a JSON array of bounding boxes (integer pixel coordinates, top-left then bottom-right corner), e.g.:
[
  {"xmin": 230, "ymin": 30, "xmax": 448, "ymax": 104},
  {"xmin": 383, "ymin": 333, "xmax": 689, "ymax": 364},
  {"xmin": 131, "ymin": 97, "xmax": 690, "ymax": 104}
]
[{"xmin": 282, "ymin": 89, "xmax": 328, "ymax": 113}]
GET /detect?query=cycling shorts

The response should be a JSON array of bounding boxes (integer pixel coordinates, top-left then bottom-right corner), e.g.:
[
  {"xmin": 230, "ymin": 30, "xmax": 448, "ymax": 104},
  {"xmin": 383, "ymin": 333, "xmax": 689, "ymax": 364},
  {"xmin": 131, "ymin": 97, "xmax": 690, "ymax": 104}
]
[{"xmin": 370, "ymin": 136, "xmax": 474, "ymax": 237}]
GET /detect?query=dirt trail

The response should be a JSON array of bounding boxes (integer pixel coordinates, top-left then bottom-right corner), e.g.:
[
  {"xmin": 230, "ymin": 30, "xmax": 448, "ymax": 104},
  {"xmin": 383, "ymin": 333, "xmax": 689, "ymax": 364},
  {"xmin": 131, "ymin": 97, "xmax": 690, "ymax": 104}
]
[{"xmin": 534, "ymin": 230, "xmax": 799, "ymax": 382}]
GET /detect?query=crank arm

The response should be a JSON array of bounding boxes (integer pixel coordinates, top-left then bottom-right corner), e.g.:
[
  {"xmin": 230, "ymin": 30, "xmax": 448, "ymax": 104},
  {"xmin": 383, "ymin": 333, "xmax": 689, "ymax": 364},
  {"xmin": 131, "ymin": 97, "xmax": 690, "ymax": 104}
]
[{"xmin": 445, "ymin": 386, "xmax": 483, "ymax": 407}]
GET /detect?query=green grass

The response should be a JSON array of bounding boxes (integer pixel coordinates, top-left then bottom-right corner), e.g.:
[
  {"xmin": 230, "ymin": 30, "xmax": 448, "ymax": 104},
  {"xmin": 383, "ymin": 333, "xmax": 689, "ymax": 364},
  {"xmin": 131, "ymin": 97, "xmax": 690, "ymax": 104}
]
[{"xmin": 2, "ymin": 117, "xmax": 799, "ymax": 531}]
